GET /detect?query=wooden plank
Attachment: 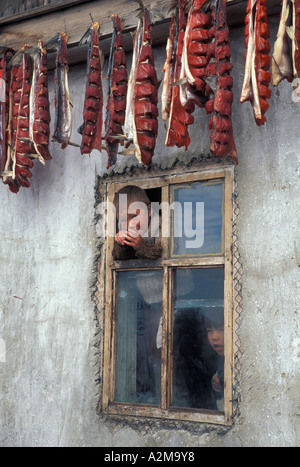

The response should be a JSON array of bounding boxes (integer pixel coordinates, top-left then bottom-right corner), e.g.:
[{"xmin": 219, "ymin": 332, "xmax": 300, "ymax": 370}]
[
  {"xmin": 112, "ymin": 256, "xmax": 226, "ymax": 270},
  {"xmin": 163, "ymin": 257, "xmax": 226, "ymax": 267},
  {"xmin": 160, "ymin": 265, "xmax": 169, "ymax": 410},
  {"xmin": 0, "ymin": 0, "xmax": 282, "ymax": 68},
  {"xmin": 0, "ymin": 0, "xmax": 171, "ymax": 51},
  {"xmin": 102, "ymin": 184, "xmax": 116, "ymax": 410},
  {"xmin": 161, "ymin": 186, "xmax": 170, "ymax": 261},
  {"xmin": 167, "ymin": 267, "xmax": 174, "ymax": 409},
  {"xmin": 105, "ymin": 402, "xmax": 228, "ymax": 425},
  {"xmin": 0, "ymin": 0, "xmax": 91, "ymax": 25}
]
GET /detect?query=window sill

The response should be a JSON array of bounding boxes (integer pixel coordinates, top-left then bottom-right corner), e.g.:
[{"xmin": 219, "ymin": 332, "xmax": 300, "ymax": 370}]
[{"xmin": 103, "ymin": 402, "xmax": 230, "ymax": 426}]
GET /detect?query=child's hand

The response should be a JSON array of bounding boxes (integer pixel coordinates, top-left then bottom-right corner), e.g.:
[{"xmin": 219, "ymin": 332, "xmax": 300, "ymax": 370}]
[
  {"xmin": 115, "ymin": 231, "xmax": 127, "ymax": 246},
  {"xmin": 123, "ymin": 230, "xmax": 143, "ymax": 250}
]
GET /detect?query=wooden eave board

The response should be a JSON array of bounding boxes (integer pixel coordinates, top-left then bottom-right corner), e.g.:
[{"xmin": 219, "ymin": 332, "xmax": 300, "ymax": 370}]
[
  {"xmin": 0, "ymin": 0, "xmax": 91, "ymax": 25},
  {"xmin": 0, "ymin": 0, "xmax": 281, "ymax": 67}
]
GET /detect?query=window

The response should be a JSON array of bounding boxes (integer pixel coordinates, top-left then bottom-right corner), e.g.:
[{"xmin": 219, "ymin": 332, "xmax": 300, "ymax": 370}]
[{"xmin": 102, "ymin": 166, "xmax": 235, "ymax": 425}]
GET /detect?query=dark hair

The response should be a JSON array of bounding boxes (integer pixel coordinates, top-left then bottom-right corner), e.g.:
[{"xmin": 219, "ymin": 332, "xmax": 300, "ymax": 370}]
[
  {"xmin": 113, "ymin": 185, "xmax": 150, "ymax": 213},
  {"xmin": 202, "ymin": 307, "xmax": 224, "ymax": 330}
]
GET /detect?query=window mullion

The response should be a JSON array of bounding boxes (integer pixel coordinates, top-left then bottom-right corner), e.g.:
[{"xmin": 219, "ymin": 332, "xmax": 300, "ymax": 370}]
[
  {"xmin": 161, "ymin": 185, "xmax": 170, "ymax": 260},
  {"xmin": 161, "ymin": 185, "xmax": 171, "ymax": 409},
  {"xmin": 167, "ymin": 267, "xmax": 174, "ymax": 409}
]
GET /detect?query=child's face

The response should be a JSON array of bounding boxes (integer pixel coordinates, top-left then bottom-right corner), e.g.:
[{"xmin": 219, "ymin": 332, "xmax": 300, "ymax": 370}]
[
  {"xmin": 118, "ymin": 204, "xmax": 151, "ymax": 238},
  {"xmin": 207, "ymin": 324, "xmax": 224, "ymax": 357}
]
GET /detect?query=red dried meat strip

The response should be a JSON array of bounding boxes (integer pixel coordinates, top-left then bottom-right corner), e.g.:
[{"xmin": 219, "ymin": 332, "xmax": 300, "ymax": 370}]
[
  {"xmin": 165, "ymin": 0, "xmax": 195, "ymax": 150},
  {"xmin": 240, "ymin": 0, "xmax": 271, "ymax": 126},
  {"xmin": 105, "ymin": 15, "xmax": 128, "ymax": 168},
  {"xmin": 4, "ymin": 49, "xmax": 37, "ymax": 193},
  {"xmin": 79, "ymin": 23, "xmax": 103, "ymax": 155},
  {"xmin": 204, "ymin": 0, "xmax": 237, "ymax": 162},
  {"xmin": 133, "ymin": 7, "xmax": 159, "ymax": 165},
  {"xmin": 182, "ymin": 0, "xmax": 212, "ymax": 97},
  {"xmin": 32, "ymin": 43, "xmax": 52, "ymax": 162}
]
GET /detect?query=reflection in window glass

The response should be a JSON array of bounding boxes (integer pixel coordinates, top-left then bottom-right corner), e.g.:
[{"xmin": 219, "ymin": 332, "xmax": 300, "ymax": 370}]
[
  {"xmin": 171, "ymin": 181, "xmax": 224, "ymax": 257},
  {"xmin": 115, "ymin": 270, "xmax": 163, "ymax": 406},
  {"xmin": 172, "ymin": 268, "xmax": 225, "ymax": 412}
]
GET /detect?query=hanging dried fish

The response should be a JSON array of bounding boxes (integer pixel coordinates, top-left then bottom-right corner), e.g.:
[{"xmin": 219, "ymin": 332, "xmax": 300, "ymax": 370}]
[
  {"xmin": 161, "ymin": 15, "xmax": 177, "ymax": 121},
  {"xmin": 3, "ymin": 47, "xmax": 37, "ymax": 193},
  {"xmin": 29, "ymin": 42, "xmax": 52, "ymax": 163},
  {"xmin": 78, "ymin": 22, "xmax": 104, "ymax": 155},
  {"xmin": 165, "ymin": 0, "xmax": 195, "ymax": 150},
  {"xmin": 124, "ymin": 1, "xmax": 159, "ymax": 165},
  {"xmin": 202, "ymin": 0, "xmax": 237, "ymax": 162},
  {"xmin": 47, "ymin": 32, "xmax": 72, "ymax": 149},
  {"xmin": 1, "ymin": 57, "xmax": 18, "ymax": 188},
  {"xmin": 123, "ymin": 19, "xmax": 142, "ymax": 144},
  {"xmin": 180, "ymin": 0, "xmax": 212, "ymax": 107},
  {"xmin": 240, "ymin": 0, "xmax": 271, "ymax": 126},
  {"xmin": 105, "ymin": 15, "xmax": 128, "ymax": 168}
]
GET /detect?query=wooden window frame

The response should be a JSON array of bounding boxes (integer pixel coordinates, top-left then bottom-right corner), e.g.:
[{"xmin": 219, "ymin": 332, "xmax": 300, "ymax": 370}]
[{"xmin": 102, "ymin": 165, "xmax": 235, "ymax": 425}]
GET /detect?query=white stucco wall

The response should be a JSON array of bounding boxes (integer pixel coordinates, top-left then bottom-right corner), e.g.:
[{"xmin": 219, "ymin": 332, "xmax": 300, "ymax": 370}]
[{"xmin": 0, "ymin": 18, "xmax": 299, "ymax": 447}]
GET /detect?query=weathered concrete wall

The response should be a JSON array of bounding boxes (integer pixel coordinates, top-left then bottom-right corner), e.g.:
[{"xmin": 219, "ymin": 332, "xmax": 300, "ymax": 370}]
[{"xmin": 0, "ymin": 17, "xmax": 299, "ymax": 447}]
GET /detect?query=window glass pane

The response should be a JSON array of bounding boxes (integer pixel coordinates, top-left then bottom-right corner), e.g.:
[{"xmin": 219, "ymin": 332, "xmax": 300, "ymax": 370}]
[
  {"xmin": 171, "ymin": 180, "xmax": 224, "ymax": 257},
  {"xmin": 172, "ymin": 268, "xmax": 225, "ymax": 412},
  {"xmin": 115, "ymin": 270, "xmax": 163, "ymax": 406}
]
